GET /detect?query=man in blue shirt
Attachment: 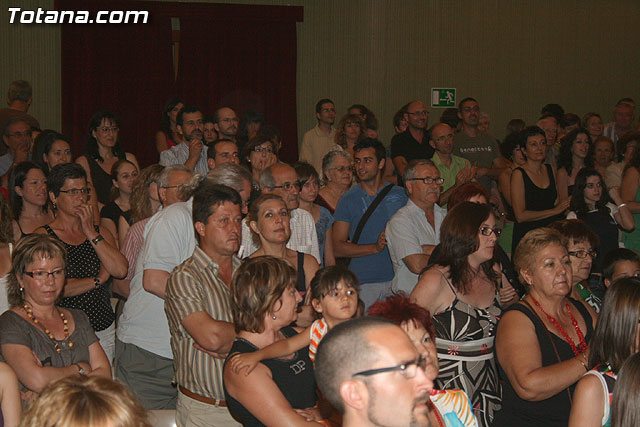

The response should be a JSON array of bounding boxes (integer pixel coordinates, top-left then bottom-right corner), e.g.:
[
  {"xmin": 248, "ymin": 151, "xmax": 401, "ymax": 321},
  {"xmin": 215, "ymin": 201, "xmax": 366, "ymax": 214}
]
[{"xmin": 333, "ymin": 138, "xmax": 408, "ymax": 309}]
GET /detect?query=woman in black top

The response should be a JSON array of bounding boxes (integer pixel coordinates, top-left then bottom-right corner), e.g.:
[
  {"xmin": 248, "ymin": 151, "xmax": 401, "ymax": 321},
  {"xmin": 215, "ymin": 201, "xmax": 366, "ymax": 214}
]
[
  {"xmin": 99, "ymin": 159, "xmax": 138, "ymax": 246},
  {"xmin": 35, "ymin": 163, "xmax": 127, "ymax": 363},
  {"xmin": 76, "ymin": 110, "xmax": 139, "ymax": 209},
  {"xmin": 223, "ymin": 256, "xmax": 320, "ymax": 427},
  {"xmin": 511, "ymin": 126, "xmax": 569, "ymax": 250}
]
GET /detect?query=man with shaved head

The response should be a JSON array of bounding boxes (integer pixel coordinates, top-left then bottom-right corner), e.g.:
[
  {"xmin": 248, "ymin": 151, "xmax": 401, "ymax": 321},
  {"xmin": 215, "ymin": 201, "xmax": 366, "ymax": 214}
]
[
  {"xmin": 391, "ymin": 100, "xmax": 434, "ymax": 181},
  {"xmin": 315, "ymin": 317, "xmax": 435, "ymax": 427}
]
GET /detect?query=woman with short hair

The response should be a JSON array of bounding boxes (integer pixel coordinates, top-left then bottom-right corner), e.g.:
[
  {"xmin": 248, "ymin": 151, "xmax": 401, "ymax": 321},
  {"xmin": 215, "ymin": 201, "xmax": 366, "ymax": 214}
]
[
  {"xmin": 316, "ymin": 150, "xmax": 353, "ymax": 214},
  {"xmin": 223, "ymin": 256, "xmax": 321, "ymax": 426}
]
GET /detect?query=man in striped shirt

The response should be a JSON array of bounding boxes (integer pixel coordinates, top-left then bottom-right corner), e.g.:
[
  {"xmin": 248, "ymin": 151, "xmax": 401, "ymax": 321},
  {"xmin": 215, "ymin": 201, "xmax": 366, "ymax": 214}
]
[{"xmin": 164, "ymin": 182, "xmax": 244, "ymax": 426}]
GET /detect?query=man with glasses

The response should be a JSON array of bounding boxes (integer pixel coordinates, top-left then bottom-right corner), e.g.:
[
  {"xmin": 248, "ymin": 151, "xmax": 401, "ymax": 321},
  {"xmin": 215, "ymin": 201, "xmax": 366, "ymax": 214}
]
[
  {"xmin": 333, "ymin": 139, "xmax": 408, "ymax": 308},
  {"xmin": 299, "ymin": 98, "xmax": 337, "ymax": 174},
  {"xmin": 213, "ymin": 107, "xmax": 239, "ymax": 142},
  {"xmin": 429, "ymin": 122, "xmax": 475, "ymax": 206},
  {"xmin": 160, "ymin": 105, "xmax": 209, "ymax": 176},
  {"xmin": 315, "ymin": 317, "xmax": 435, "ymax": 427},
  {"xmin": 391, "ymin": 100, "xmax": 434, "ymax": 181},
  {"xmin": 454, "ymin": 97, "xmax": 503, "ymax": 193},
  {"xmin": 0, "ymin": 117, "xmax": 32, "ymax": 176},
  {"xmin": 386, "ymin": 159, "xmax": 447, "ymax": 294},
  {"xmin": 238, "ymin": 163, "xmax": 320, "ymax": 263}
]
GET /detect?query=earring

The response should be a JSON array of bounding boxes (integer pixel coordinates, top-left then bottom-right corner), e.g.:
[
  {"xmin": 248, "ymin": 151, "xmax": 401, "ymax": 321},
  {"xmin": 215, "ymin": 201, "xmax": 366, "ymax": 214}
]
[
  {"xmin": 20, "ymin": 287, "xmax": 24, "ymax": 298},
  {"xmin": 272, "ymin": 315, "xmax": 277, "ymax": 320},
  {"xmin": 52, "ymin": 201, "xmax": 57, "ymax": 209}
]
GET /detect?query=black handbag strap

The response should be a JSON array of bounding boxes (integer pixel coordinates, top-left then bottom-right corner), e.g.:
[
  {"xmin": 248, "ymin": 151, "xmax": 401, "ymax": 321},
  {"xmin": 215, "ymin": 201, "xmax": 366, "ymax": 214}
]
[{"xmin": 351, "ymin": 184, "xmax": 394, "ymax": 245}]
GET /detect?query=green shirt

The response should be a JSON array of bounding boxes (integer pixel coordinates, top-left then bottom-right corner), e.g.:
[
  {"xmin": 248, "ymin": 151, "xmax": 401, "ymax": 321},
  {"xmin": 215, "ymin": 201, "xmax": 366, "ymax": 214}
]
[{"xmin": 432, "ymin": 152, "xmax": 470, "ymax": 193}]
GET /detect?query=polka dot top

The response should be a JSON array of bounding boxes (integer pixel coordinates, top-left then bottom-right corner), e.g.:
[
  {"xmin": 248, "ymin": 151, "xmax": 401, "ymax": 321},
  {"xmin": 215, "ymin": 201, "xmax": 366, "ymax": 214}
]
[{"xmin": 44, "ymin": 225, "xmax": 115, "ymax": 332}]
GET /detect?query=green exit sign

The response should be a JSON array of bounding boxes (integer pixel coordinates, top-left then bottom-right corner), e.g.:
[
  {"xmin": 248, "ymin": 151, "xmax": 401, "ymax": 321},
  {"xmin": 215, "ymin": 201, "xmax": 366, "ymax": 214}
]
[{"xmin": 431, "ymin": 88, "xmax": 456, "ymax": 108}]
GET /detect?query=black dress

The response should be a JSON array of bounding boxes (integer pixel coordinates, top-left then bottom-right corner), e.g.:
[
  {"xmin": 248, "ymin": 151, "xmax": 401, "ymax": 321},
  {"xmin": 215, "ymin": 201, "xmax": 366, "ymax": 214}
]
[
  {"xmin": 43, "ymin": 225, "xmax": 114, "ymax": 332},
  {"xmin": 492, "ymin": 298, "xmax": 594, "ymax": 427},
  {"xmin": 512, "ymin": 164, "xmax": 562, "ymax": 250},
  {"xmin": 223, "ymin": 327, "xmax": 317, "ymax": 427},
  {"xmin": 86, "ymin": 155, "xmax": 114, "ymax": 206}
]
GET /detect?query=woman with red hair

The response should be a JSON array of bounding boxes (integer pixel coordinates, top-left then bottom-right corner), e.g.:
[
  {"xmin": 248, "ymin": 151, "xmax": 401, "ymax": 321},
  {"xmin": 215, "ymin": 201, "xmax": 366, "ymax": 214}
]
[{"xmin": 368, "ymin": 293, "xmax": 478, "ymax": 427}]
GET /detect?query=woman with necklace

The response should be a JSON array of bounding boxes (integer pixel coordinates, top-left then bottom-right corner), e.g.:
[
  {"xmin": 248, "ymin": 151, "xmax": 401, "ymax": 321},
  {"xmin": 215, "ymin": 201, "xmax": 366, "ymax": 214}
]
[
  {"xmin": 511, "ymin": 126, "xmax": 570, "ymax": 251},
  {"xmin": 316, "ymin": 150, "xmax": 353, "ymax": 214},
  {"xmin": 0, "ymin": 234, "xmax": 110, "ymax": 401},
  {"xmin": 493, "ymin": 227, "xmax": 597, "ymax": 427},
  {"xmin": 9, "ymin": 162, "xmax": 55, "ymax": 239},
  {"xmin": 76, "ymin": 110, "xmax": 139, "ymax": 210}
]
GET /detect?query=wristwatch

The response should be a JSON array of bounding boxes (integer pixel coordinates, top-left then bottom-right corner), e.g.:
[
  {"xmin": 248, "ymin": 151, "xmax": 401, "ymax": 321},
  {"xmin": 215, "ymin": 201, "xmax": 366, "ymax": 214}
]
[
  {"xmin": 93, "ymin": 277, "xmax": 101, "ymax": 288},
  {"xmin": 76, "ymin": 364, "xmax": 86, "ymax": 375},
  {"xmin": 91, "ymin": 234, "xmax": 104, "ymax": 245}
]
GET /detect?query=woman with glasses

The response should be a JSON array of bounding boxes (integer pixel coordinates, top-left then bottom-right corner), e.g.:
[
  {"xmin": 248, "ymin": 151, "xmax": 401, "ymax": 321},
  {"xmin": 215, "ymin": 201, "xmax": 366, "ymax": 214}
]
[
  {"xmin": 316, "ymin": 150, "xmax": 353, "ymax": 214},
  {"xmin": 9, "ymin": 161, "xmax": 54, "ymax": 239},
  {"xmin": 410, "ymin": 202, "xmax": 508, "ymax": 426},
  {"xmin": 567, "ymin": 169, "xmax": 633, "ymax": 291},
  {"xmin": 549, "ymin": 219, "xmax": 604, "ymax": 313},
  {"xmin": 493, "ymin": 227, "xmax": 596, "ymax": 427},
  {"xmin": 76, "ymin": 110, "xmax": 139, "ymax": 209},
  {"xmin": 0, "ymin": 234, "xmax": 111, "ymax": 403},
  {"xmin": 241, "ymin": 134, "xmax": 278, "ymax": 183},
  {"xmin": 34, "ymin": 163, "xmax": 127, "ymax": 364},
  {"xmin": 511, "ymin": 126, "xmax": 569, "ymax": 251}
]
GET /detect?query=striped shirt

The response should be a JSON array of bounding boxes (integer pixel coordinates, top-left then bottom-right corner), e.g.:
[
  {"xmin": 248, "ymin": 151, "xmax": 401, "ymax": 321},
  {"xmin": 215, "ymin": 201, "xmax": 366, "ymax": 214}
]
[
  {"xmin": 164, "ymin": 246, "xmax": 240, "ymax": 399},
  {"xmin": 120, "ymin": 217, "xmax": 151, "ymax": 281},
  {"xmin": 308, "ymin": 318, "xmax": 328, "ymax": 363}
]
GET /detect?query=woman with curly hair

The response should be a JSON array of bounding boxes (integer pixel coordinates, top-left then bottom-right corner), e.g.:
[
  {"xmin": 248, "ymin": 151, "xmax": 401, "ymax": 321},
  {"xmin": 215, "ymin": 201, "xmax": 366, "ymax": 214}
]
[
  {"xmin": 333, "ymin": 113, "xmax": 364, "ymax": 158},
  {"xmin": 556, "ymin": 128, "xmax": 594, "ymax": 201}
]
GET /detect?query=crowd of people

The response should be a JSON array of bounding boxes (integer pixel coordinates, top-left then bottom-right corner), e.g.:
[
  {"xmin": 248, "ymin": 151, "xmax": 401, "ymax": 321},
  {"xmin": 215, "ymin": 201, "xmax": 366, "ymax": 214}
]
[{"xmin": 0, "ymin": 78, "xmax": 640, "ymax": 426}]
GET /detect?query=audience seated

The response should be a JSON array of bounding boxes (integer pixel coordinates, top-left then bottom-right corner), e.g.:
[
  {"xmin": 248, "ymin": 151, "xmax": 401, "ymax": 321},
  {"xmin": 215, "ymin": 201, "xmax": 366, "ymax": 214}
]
[
  {"xmin": 0, "ymin": 234, "xmax": 111, "ymax": 402},
  {"xmin": 19, "ymin": 375, "xmax": 149, "ymax": 427}
]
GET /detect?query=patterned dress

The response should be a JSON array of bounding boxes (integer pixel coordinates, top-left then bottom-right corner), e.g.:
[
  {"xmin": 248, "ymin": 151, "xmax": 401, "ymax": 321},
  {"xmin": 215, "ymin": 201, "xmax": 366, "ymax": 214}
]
[{"xmin": 432, "ymin": 273, "xmax": 502, "ymax": 427}]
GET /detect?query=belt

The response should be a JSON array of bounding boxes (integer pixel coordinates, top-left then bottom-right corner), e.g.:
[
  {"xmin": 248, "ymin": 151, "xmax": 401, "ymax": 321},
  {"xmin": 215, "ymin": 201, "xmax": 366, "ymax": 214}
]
[{"xmin": 179, "ymin": 385, "xmax": 227, "ymax": 407}]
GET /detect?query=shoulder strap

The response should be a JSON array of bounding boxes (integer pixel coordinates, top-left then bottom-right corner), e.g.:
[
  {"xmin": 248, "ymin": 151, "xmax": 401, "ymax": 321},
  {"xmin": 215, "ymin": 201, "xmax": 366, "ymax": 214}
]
[
  {"xmin": 521, "ymin": 298, "xmax": 573, "ymax": 405},
  {"xmin": 351, "ymin": 184, "xmax": 394, "ymax": 245}
]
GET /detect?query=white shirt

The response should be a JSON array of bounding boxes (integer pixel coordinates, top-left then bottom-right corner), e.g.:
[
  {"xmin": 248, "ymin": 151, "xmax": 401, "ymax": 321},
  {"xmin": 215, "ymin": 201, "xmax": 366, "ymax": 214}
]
[
  {"xmin": 159, "ymin": 142, "xmax": 209, "ymax": 176},
  {"xmin": 386, "ymin": 199, "xmax": 447, "ymax": 294},
  {"xmin": 117, "ymin": 199, "xmax": 196, "ymax": 358},
  {"xmin": 238, "ymin": 208, "xmax": 320, "ymax": 263}
]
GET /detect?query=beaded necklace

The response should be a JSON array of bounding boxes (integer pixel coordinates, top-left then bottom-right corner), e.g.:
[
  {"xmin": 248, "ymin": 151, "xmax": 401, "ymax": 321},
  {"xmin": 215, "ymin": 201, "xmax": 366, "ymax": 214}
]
[
  {"xmin": 530, "ymin": 296, "xmax": 587, "ymax": 356},
  {"xmin": 23, "ymin": 304, "xmax": 73, "ymax": 354}
]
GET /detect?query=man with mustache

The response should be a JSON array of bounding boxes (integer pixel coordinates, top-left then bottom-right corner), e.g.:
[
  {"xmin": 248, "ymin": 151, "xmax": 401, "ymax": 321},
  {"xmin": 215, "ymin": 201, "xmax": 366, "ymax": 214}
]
[
  {"xmin": 386, "ymin": 159, "xmax": 447, "ymax": 294},
  {"xmin": 315, "ymin": 317, "xmax": 436, "ymax": 427},
  {"xmin": 165, "ymin": 183, "xmax": 243, "ymax": 426},
  {"xmin": 213, "ymin": 107, "xmax": 239, "ymax": 142},
  {"xmin": 160, "ymin": 105, "xmax": 210, "ymax": 176}
]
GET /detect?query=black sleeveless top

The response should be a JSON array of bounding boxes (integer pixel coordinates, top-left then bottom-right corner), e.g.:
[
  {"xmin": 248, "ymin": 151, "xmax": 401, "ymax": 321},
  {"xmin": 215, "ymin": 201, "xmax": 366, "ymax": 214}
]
[
  {"xmin": 512, "ymin": 164, "xmax": 562, "ymax": 250},
  {"xmin": 578, "ymin": 208, "xmax": 619, "ymax": 274},
  {"xmin": 43, "ymin": 225, "xmax": 114, "ymax": 332},
  {"xmin": 493, "ymin": 298, "xmax": 594, "ymax": 427},
  {"xmin": 86, "ymin": 155, "xmax": 114, "ymax": 205},
  {"xmin": 223, "ymin": 327, "xmax": 317, "ymax": 427}
]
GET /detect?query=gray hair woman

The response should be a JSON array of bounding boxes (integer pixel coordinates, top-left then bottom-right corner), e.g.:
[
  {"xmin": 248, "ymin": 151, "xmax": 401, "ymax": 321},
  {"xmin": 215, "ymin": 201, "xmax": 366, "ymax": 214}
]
[{"xmin": 317, "ymin": 150, "xmax": 353, "ymax": 214}]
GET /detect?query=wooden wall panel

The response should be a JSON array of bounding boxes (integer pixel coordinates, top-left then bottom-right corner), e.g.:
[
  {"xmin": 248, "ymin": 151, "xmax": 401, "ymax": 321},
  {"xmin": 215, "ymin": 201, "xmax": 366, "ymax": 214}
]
[{"xmin": 2, "ymin": 0, "xmax": 639, "ymax": 151}]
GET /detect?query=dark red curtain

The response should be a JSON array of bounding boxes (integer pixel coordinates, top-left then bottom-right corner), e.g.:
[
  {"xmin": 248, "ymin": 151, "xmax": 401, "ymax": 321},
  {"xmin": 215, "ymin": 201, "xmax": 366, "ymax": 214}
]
[
  {"xmin": 58, "ymin": 0, "xmax": 174, "ymax": 167},
  {"xmin": 58, "ymin": 1, "xmax": 303, "ymax": 167},
  {"xmin": 174, "ymin": 6, "xmax": 301, "ymax": 163}
]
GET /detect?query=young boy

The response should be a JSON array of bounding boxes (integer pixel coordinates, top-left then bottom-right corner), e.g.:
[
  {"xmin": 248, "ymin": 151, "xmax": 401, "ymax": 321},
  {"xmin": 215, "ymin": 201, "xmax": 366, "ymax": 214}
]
[{"xmin": 602, "ymin": 248, "xmax": 640, "ymax": 288}]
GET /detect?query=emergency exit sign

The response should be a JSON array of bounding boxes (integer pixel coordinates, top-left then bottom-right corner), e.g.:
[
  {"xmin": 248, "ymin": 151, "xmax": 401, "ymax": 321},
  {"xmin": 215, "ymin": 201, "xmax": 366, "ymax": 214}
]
[{"xmin": 431, "ymin": 88, "xmax": 456, "ymax": 108}]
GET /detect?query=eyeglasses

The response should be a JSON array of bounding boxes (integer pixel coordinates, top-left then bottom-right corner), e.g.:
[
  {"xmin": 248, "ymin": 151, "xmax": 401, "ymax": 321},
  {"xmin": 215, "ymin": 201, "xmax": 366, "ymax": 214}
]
[
  {"xmin": 321, "ymin": 108, "xmax": 336, "ymax": 113},
  {"xmin": 568, "ymin": 250, "xmax": 597, "ymax": 259},
  {"xmin": 59, "ymin": 188, "xmax": 91, "ymax": 196},
  {"xmin": 98, "ymin": 126, "xmax": 119, "ymax": 133},
  {"xmin": 406, "ymin": 177, "xmax": 444, "ymax": 185},
  {"xmin": 461, "ymin": 106, "xmax": 480, "ymax": 113},
  {"xmin": 24, "ymin": 269, "xmax": 65, "ymax": 281},
  {"xmin": 585, "ymin": 182, "xmax": 603, "ymax": 189},
  {"xmin": 407, "ymin": 111, "xmax": 428, "ymax": 117},
  {"xmin": 479, "ymin": 226, "xmax": 501, "ymax": 237},
  {"xmin": 352, "ymin": 356, "xmax": 427, "ymax": 379},
  {"xmin": 271, "ymin": 181, "xmax": 301, "ymax": 191},
  {"xmin": 332, "ymin": 166, "xmax": 354, "ymax": 173},
  {"xmin": 433, "ymin": 134, "xmax": 454, "ymax": 144},
  {"xmin": 8, "ymin": 131, "xmax": 31, "ymax": 138},
  {"xmin": 253, "ymin": 146, "xmax": 274, "ymax": 154}
]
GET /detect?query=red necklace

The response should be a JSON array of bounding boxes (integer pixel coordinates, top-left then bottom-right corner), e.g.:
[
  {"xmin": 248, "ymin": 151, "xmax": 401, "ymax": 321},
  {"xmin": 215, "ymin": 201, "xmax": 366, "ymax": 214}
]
[{"xmin": 530, "ymin": 296, "xmax": 587, "ymax": 356}]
